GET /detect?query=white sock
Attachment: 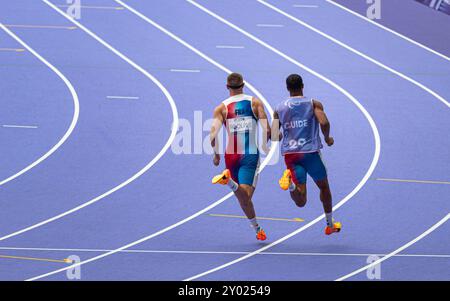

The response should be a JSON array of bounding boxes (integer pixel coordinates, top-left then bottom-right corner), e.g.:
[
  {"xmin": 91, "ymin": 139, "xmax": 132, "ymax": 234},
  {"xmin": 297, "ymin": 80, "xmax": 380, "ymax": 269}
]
[
  {"xmin": 227, "ymin": 178, "xmax": 239, "ymax": 192},
  {"xmin": 325, "ymin": 212, "xmax": 333, "ymax": 227},
  {"xmin": 288, "ymin": 182, "xmax": 296, "ymax": 192},
  {"xmin": 249, "ymin": 217, "xmax": 259, "ymax": 231}
]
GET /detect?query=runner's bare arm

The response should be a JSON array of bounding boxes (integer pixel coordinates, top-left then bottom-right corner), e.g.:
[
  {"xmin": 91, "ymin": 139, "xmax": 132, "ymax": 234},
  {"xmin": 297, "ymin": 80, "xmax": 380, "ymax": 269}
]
[
  {"xmin": 313, "ymin": 100, "xmax": 334, "ymax": 146},
  {"xmin": 211, "ymin": 104, "xmax": 225, "ymax": 165},
  {"xmin": 271, "ymin": 111, "xmax": 282, "ymax": 141},
  {"xmin": 252, "ymin": 97, "xmax": 271, "ymax": 154},
  {"xmin": 252, "ymin": 97, "xmax": 271, "ymax": 142}
]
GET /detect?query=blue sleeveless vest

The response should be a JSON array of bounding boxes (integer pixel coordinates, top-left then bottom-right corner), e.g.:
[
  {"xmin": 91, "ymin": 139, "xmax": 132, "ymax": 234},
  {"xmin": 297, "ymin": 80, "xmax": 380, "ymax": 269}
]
[{"xmin": 276, "ymin": 97, "xmax": 323, "ymax": 155}]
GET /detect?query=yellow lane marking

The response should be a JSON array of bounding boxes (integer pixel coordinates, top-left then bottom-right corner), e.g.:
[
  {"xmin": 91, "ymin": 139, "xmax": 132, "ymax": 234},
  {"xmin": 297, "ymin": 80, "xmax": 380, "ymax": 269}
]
[
  {"xmin": 4, "ymin": 24, "xmax": 77, "ymax": 30},
  {"xmin": 0, "ymin": 254, "xmax": 72, "ymax": 263},
  {"xmin": 56, "ymin": 5, "xmax": 124, "ymax": 10},
  {"xmin": 209, "ymin": 213, "xmax": 304, "ymax": 222},
  {"xmin": 0, "ymin": 48, "xmax": 25, "ymax": 52},
  {"xmin": 377, "ymin": 178, "xmax": 450, "ymax": 185}
]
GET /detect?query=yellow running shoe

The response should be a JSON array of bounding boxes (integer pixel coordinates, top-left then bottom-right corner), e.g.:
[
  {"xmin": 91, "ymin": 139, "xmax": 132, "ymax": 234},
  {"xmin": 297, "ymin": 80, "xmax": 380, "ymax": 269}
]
[
  {"xmin": 212, "ymin": 169, "xmax": 231, "ymax": 185},
  {"xmin": 256, "ymin": 227, "xmax": 267, "ymax": 241},
  {"xmin": 325, "ymin": 221, "xmax": 342, "ymax": 235},
  {"xmin": 279, "ymin": 169, "xmax": 292, "ymax": 191}
]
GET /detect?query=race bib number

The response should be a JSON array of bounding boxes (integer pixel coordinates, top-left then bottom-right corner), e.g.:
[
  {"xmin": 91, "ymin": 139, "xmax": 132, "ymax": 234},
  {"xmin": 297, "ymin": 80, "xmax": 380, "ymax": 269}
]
[
  {"xmin": 288, "ymin": 138, "xmax": 307, "ymax": 149},
  {"xmin": 228, "ymin": 117, "xmax": 254, "ymax": 133}
]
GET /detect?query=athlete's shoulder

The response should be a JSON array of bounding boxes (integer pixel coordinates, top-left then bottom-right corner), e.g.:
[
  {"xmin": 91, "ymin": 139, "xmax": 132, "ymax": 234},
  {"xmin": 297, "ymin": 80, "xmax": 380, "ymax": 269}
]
[
  {"xmin": 215, "ymin": 102, "xmax": 226, "ymax": 110},
  {"xmin": 312, "ymin": 99, "xmax": 324, "ymax": 110},
  {"xmin": 250, "ymin": 95, "xmax": 263, "ymax": 106},
  {"xmin": 221, "ymin": 96, "xmax": 233, "ymax": 106},
  {"xmin": 276, "ymin": 97, "xmax": 294, "ymax": 112},
  {"xmin": 214, "ymin": 103, "xmax": 226, "ymax": 118},
  {"xmin": 250, "ymin": 96, "xmax": 265, "ymax": 119}
]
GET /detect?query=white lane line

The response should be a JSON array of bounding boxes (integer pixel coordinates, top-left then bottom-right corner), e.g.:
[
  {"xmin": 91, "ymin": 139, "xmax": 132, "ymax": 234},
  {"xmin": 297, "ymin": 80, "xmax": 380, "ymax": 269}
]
[
  {"xmin": 56, "ymin": 5, "xmax": 124, "ymax": 10},
  {"xmin": 258, "ymin": 0, "xmax": 450, "ymax": 108},
  {"xmin": 0, "ymin": 48, "xmax": 25, "ymax": 52},
  {"xmin": 336, "ymin": 213, "xmax": 450, "ymax": 281},
  {"xmin": 293, "ymin": 4, "xmax": 319, "ymax": 8},
  {"xmin": 2, "ymin": 246, "xmax": 449, "ymax": 258},
  {"xmin": 325, "ymin": 0, "xmax": 450, "ymax": 62},
  {"xmin": 106, "ymin": 96, "xmax": 139, "ymax": 100},
  {"xmin": 183, "ymin": 0, "xmax": 380, "ymax": 281},
  {"xmin": 256, "ymin": 23, "xmax": 284, "ymax": 27},
  {"xmin": 0, "ymin": 23, "xmax": 80, "ymax": 187},
  {"xmin": 377, "ymin": 178, "xmax": 450, "ymax": 185},
  {"xmin": 169, "ymin": 69, "xmax": 201, "ymax": 73},
  {"xmin": 0, "ymin": 0, "xmax": 178, "ymax": 244},
  {"xmin": 25, "ymin": 0, "xmax": 278, "ymax": 281},
  {"xmin": 2, "ymin": 125, "xmax": 38, "ymax": 129},
  {"xmin": 215, "ymin": 45, "xmax": 245, "ymax": 49},
  {"xmin": 4, "ymin": 24, "xmax": 77, "ymax": 30}
]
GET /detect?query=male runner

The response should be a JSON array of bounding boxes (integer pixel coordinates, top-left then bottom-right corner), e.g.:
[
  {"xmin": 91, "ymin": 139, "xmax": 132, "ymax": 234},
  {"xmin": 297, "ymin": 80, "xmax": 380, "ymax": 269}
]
[
  {"xmin": 210, "ymin": 73, "xmax": 270, "ymax": 241},
  {"xmin": 272, "ymin": 74, "xmax": 341, "ymax": 235}
]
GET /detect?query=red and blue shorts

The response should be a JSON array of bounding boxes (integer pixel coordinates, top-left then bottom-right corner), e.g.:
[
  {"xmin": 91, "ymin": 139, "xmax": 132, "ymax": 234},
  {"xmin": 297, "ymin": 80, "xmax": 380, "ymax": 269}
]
[
  {"xmin": 284, "ymin": 151, "xmax": 327, "ymax": 184},
  {"xmin": 225, "ymin": 153, "xmax": 259, "ymax": 187}
]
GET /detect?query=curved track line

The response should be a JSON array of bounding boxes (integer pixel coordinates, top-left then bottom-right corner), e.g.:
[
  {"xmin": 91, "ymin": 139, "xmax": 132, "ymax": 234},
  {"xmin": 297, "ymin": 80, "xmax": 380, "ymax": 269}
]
[
  {"xmin": 27, "ymin": 0, "xmax": 379, "ymax": 281},
  {"xmin": 325, "ymin": 0, "xmax": 450, "ymax": 62},
  {"xmin": 25, "ymin": 0, "xmax": 278, "ymax": 281},
  {"xmin": 0, "ymin": 23, "xmax": 80, "ymax": 187},
  {"xmin": 336, "ymin": 213, "xmax": 450, "ymax": 281},
  {"xmin": 182, "ymin": 0, "xmax": 380, "ymax": 281},
  {"xmin": 0, "ymin": 0, "xmax": 179, "ymax": 242},
  {"xmin": 258, "ymin": 0, "xmax": 449, "ymax": 108},
  {"xmin": 261, "ymin": 1, "xmax": 450, "ymax": 282}
]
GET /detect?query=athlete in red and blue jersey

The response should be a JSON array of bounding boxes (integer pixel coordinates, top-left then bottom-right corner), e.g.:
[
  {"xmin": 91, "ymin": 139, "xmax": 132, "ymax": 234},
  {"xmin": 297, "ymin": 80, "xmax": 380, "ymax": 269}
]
[
  {"xmin": 210, "ymin": 73, "xmax": 270, "ymax": 241},
  {"xmin": 272, "ymin": 74, "xmax": 341, "ymax": 235}
]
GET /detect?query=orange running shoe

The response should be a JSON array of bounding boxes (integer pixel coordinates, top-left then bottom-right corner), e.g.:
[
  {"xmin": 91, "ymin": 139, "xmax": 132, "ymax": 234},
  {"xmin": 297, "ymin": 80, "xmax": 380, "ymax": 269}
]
[
  {"xmin": 325, "ymin": 221, "xmax": 342, "ymax": 235},
  {"xmin": 279, "ymin": 169, "xmax": 292, "ymax": 191},
  {"xmin": 256, "ymin": 227, "xmax": 267, "ymax": 241},
  {"xmin": 212, "ymin": 169, "xmax": 231, "ymax": 185}
]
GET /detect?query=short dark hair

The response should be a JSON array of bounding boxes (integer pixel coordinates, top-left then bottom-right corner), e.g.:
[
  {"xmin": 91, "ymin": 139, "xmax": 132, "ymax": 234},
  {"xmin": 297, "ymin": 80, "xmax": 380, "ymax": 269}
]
[
  {"xmin": 286, "ymin": 74, "xmax": 303, "ymax": 91},
  {"xmin": 227, "ymin": 73, "xmax": 244, "ymax": 89}
]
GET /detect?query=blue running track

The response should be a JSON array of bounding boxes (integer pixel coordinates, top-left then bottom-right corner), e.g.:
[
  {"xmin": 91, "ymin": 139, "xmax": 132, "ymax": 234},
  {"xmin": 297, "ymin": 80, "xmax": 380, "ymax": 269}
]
[{"xmin": 0, "ymin": 0, "xmax": 448, "ymax": 281}]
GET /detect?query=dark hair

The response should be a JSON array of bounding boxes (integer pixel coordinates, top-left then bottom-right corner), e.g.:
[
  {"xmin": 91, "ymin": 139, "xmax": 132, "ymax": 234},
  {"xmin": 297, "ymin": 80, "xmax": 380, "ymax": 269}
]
[
  {"xmin": 227, "ymin": 73, "xmax": 244, "ymax": 89},
  {"xmin": 286, "ymin": 74, "xmax": 303, "ymax": 91}
]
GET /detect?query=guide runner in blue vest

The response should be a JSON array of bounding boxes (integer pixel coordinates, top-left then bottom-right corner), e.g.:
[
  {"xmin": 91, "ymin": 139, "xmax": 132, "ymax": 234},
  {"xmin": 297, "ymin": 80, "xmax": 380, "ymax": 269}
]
[{"xmin": 272, "ymin": 74, "xmax": 341, "ymax": 235}]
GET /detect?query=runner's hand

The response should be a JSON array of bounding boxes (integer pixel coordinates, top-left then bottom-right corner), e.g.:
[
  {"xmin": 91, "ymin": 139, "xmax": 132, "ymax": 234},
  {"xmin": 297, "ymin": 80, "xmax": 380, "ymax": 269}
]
[
  {"xmin": 213, "ymin": 154, "xmax": 221, "ymax": 166},
  {"xmin": 325, "ymin": 136, "xmax": 334, "ymax": 146}
]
